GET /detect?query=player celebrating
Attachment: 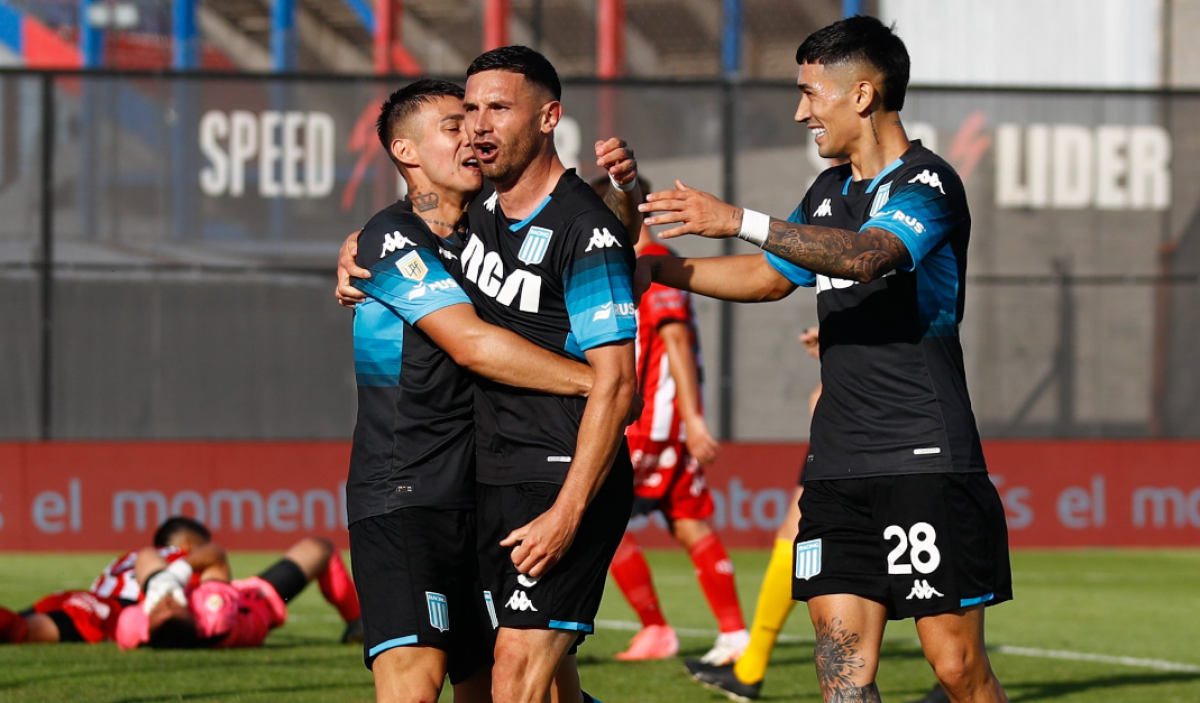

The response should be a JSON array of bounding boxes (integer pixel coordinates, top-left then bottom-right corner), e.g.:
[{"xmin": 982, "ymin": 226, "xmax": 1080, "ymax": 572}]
[
  {"xmin": 347, "ymin": 77, "xmax": 619, "ymax": 703},
  {"xmin": 115, "ymin": 535, "xmax": 361, "ymax": 651},
  {"xmin": 336, "ymin": 75, "xmax": 640, "ymax": 703},
  {"xmin": 461, "ymin": 46, "xmax": 638, "ymax": 703},
  {"xmin": 638, "ymin": 16, "xmax": 1010, "ymax": 703},
  {"xmin": 591, "ymin": 177, "xmax": 749, "ymax": 664},
  {"xmin": 0, "ymin": 516, "xmax": 220, "ymax": 645}
]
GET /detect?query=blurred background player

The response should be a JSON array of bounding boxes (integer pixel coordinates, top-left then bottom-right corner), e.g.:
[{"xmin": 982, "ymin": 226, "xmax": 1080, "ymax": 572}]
[
  {"xmin": 685, "ymin": 328, "xmax": 818, "ymax": 700},
  {"xmin": 592, "ymin": 176, "xmax": 748, "ymax": 664},
  {"xmin": 116, "ymin": 535, "xmax": 360, "ymax": 650},
  {"xmin": 0, "ymin": 516, "xmax": 216, "ymax": 645}
]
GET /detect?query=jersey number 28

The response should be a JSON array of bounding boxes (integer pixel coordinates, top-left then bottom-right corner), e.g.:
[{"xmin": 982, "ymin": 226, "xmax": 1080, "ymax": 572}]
[{"xmin": 884, "ymin": 522, "xmax": 941, "ymax": 575}]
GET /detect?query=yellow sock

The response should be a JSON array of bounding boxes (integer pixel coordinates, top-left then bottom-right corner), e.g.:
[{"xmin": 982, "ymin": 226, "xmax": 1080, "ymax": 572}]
[{"xmin": 733, "ymin": 538, "xmax": 797, "ymax": 685}]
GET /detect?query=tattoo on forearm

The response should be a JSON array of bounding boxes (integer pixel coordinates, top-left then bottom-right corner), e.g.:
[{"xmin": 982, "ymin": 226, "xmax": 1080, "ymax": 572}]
[
  {"xmin": 412, "ymin": 192, "xmax": 439, "ymax": 212},
  {"xmin": 814, "ymin": 616, "xmax": 869, "ymax": 697},
  {"xmin": 762, "ymin": 221, "xmax": 909, "ymax": 283}
]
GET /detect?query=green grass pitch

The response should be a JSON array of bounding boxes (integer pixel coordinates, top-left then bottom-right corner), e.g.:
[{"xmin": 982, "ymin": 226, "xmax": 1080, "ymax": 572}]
[{"xmin": 2, "ymin": 549, "xmax": 1199, "ymax": 702}]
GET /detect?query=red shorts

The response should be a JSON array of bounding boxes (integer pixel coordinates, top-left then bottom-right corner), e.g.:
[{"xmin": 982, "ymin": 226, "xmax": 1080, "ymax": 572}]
[
  {"xmin": 627, "ymin": 435, "xmax": 714, "ymax": 521},
  {"xmin": 32, "ymin": 591, "xmax": 124, "ymax": 643}
]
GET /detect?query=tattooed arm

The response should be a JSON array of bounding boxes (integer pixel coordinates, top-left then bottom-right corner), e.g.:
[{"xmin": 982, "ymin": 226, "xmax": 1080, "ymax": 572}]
[
  {"xmin": 760, "ymin": 220, "xmax": 910, "ymax": 284},
  {"xmin": 639, "ymin": 181, "xmax": 911, "ymax": 284}
]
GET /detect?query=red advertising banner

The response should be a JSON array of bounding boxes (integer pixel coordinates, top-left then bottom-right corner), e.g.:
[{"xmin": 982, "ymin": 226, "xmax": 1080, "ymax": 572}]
[{"xmin": 1, "ymin": 441, "xmax": 1198, "ymax": 552}]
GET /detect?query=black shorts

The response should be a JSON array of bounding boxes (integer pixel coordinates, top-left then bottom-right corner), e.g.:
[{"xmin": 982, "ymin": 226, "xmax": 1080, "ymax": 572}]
[
  {"xmin": 349, "ymin": 508, "xmax": 490, "ymax": 683},
  {"xmin": 476, "ymin": 466, "xmax": 632, "ymax": 645},
  {"xmin": 792, "ymin": 472, "xmax": 1013, "ymax": 620}
]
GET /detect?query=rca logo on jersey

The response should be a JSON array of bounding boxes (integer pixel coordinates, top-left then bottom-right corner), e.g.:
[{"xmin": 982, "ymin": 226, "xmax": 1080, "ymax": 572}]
[
  {"xmin": 407, "ymin": 279, "xmax": 459, "ymax": 301},
  {"xmin": 905, "ymin": 579, "xmax": 944, "ymax": 600},
  {"xmin": 909, "ymin": 169, "xmax": 946, "ymax": 194},
  {"xmin": 813, "ymin": 198, "xmax": 833, "ymax": 217},
  {"xmin": 381, "ymin": 232, "xmax": 417, "ymax": 257},
  {"xmin": 505, "ymin": 589, "xmax": 538, "ymax": 612},
  {"xmin": 585, "ymin": 227, "xmax": 623, "ymax": 252},
  {"xmin": 518, "ymin": 226, "xmax": 554, "ymax": 266},
  {"xmin": 888, "ymin": 210, "xmax": 925, "ymax": 234},
  {"xmin": 462, "ymin": 234, "xmax": 542, "ymax": 313},
  {"xmin": 592, "ymin": 301, "xmax": 636, "ymax": 322},
  {"xmin": 396, "ymin": 251, "xmax": 427, "ymax": 281}
]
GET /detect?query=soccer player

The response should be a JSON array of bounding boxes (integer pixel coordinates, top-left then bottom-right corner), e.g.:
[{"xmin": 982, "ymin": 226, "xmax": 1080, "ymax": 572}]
[
  {"xmin": 460, "ymin": 46, "xmax": 638, "ymax": 703},
  {"xmin": 347, "ymin": 77, "xmax": 626, "ymax": 703},
  {"xmin": 637, "ymin": 16, "xmax": 1011, "ymax": 703},
  {"xmin": 115, "ymin": 535, "xmax": 361, "ymax": 651},
  {"xmin": 0, "ymin": 516, "xmax": 218, "ymax": 645},
  {"xmin": 591, "ymin": 177, "xmax": 749, "ymax": 664}
]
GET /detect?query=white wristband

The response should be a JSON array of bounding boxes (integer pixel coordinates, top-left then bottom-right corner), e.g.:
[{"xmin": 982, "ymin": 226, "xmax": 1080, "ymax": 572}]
[
  {"xmin": 609, "ymin": 172, "xmax": 638, "ymax": 193},
  {"xmin": 165, "ymin": 558, "xmax": 194, "ymax": 584},
  {"xmin": 737, "ymin": 208, "xmax": 770, "ymax": 248}
]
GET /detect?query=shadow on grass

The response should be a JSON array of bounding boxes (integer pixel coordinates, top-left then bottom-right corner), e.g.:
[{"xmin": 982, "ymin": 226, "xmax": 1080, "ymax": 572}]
[{"xmin": 1005, "ymin": 671, "xmax": 1200, "ymax": 701}]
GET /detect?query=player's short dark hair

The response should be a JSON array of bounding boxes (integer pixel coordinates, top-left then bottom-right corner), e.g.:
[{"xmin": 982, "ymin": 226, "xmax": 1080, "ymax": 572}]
[
  {"xmin": 153, "ymin": 516, "xmax": 210, "ymax": 548},
  {"xmin": 467, "ymin": 45, "xmax": 561, "ymax": 102},
  {"xmin": 795, "ymin": 15, "xmax": 910, "ymax": 112},
  {"xmin": 147, "ymin": 613, "xmax": 202, "ymax": 649},
  {"xmin": 376, "ymin": 78, "xmax": 465, "ymax": 152}
]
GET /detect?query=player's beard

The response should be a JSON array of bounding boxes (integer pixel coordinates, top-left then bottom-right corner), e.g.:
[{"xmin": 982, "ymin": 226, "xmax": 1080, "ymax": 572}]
[{"xmin": 479, "ymin": 125, "xmax": 539, "ymax": 187}]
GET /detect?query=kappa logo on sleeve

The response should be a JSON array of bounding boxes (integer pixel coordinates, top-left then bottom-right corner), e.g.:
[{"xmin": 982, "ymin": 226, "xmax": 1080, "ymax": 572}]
[
  {"xmin": 381, "ymin": 231, "xmax": 417, "ymax": 257},
  {"xmin": 814, "ymin": 198, "xmax": 833, "ymax": 217},
  {"xmin": 908, "ymin": 169, "xmax": 946, "ymax": 194},
  {"xmin": 584, "ymin": 227, "xmax": 622, "ymax": 252}
]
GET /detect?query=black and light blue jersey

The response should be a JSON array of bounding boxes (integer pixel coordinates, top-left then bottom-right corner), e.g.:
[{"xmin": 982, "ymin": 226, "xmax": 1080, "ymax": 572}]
[
  {"xmin": 767, "ymin": 141, "xmax": 986, "ymax": 481},
  {"xmin": 346, "ymin": 200, "xmax": 475, "ymax": 523},
  {"xmin": 463, "ymin": 170, "xmax": 637, "ymax": 485}
]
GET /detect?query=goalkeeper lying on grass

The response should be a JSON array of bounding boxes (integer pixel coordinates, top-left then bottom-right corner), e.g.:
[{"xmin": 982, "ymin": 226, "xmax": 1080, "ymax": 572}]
[{"xmin": 116, "ymin": 535, "xmax": 361, "ymax": 650}]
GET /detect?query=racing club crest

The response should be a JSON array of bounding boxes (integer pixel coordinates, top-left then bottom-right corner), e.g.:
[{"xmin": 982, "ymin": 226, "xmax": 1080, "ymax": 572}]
[{"xmin": 518, "ymin": 226, "xmax": 554, "ymax": 266}]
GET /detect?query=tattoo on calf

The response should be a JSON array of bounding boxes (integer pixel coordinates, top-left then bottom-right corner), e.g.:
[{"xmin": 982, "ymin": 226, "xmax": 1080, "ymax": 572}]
[
  {"xmin": 762, "ymin": 221, "xmax": 909, "ymax": 283},
  {"xmin": 814, "ymin": 617, "xmax": 869, "ymax": 696},
  {"xmin": 412, "ymin": 192, "xmax": 439, "ymax": 212},
  {"xmin": 828, "ymin": 683, "xmax": 882, "ymax": 703}
]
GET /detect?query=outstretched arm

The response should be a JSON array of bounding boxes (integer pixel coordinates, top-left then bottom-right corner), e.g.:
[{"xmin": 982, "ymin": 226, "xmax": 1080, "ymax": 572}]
[
  {"xmin": 418, "ymin": 304, "xmax": 593, "ymax": 396},
  {"xmin": 639, "ymin": 181, "xmax": 911, "ymax": 283},
  {"xmin": 636, "ymin": 253, "xmax": 797, "ymax": 303}
]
